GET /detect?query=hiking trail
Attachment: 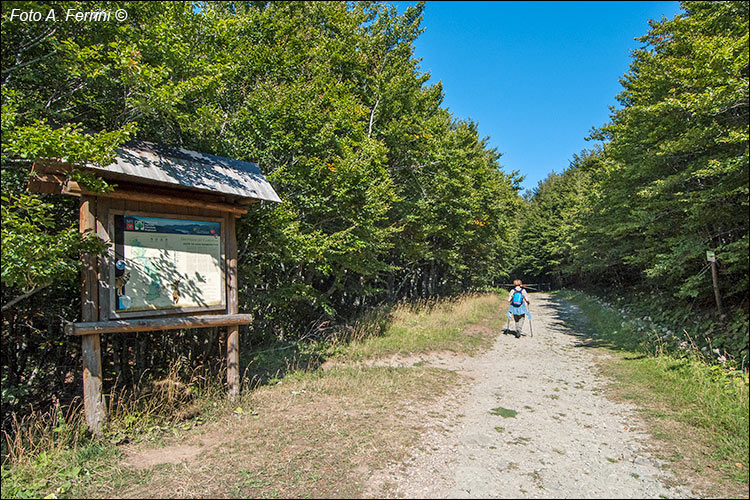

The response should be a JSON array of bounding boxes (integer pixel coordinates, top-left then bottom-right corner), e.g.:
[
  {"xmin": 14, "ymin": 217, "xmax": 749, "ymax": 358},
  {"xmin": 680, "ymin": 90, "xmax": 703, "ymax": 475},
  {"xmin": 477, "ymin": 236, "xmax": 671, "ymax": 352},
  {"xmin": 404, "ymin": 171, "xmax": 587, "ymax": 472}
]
[{"xmin": 367, "ymin": 293, "xmax": 695, "ymax": 499}]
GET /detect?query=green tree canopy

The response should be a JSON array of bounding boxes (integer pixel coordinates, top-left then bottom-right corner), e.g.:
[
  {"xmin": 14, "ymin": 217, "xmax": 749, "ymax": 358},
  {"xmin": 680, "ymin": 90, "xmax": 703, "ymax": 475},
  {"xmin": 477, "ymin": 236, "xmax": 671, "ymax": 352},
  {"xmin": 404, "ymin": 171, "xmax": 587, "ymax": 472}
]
[{"xmin": 1, "ymin": 1, "xmax": 522, "ymax": 423}]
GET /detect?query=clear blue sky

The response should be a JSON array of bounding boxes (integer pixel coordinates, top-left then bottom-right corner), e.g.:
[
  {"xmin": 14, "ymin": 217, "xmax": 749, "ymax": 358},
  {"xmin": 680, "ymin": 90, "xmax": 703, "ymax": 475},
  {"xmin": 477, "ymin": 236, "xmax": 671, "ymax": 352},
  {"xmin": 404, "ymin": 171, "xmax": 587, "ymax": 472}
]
[{"xmin": 389, "ymin": 1, "xmax": 683, "ymax": 193}]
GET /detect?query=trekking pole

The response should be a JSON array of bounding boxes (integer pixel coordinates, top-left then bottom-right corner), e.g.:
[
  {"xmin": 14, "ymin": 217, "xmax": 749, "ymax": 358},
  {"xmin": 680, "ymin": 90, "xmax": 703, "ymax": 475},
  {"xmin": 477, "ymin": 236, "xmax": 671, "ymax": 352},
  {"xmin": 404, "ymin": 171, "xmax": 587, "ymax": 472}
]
[{"xmin": 527, "ymin": 303, "xmax": 533, "ymax": 338}]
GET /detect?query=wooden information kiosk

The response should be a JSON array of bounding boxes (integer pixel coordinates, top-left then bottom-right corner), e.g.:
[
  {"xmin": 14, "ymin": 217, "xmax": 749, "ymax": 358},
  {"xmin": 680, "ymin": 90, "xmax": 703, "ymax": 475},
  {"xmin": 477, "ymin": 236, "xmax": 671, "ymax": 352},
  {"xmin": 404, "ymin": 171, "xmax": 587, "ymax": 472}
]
[{"xmin": 29, "ymin": 141, "xmax": 281, "ymax": 434}]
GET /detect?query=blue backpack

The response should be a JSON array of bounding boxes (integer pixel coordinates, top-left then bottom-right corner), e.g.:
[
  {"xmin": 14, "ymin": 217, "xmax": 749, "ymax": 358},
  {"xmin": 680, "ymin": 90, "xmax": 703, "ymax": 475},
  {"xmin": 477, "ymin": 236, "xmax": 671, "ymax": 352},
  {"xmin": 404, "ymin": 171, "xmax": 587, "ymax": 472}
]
[{"xmin": 511, "ymin": 288, "xmax": 525, "ymax": 307}]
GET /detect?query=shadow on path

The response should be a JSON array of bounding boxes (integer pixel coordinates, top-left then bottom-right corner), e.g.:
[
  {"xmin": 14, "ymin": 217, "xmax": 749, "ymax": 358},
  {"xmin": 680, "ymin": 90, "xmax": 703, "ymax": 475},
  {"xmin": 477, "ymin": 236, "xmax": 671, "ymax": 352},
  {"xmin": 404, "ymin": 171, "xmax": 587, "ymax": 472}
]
[{"xmin": 541, "ymin": 294, "xmax": 631, "ymax": 352}]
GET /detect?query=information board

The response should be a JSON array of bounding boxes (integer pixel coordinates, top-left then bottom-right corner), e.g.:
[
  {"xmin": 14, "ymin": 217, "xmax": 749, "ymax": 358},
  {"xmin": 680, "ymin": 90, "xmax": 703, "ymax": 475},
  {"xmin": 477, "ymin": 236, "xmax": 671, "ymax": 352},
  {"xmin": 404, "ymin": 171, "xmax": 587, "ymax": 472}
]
[{"xmin": 111, "ymin": 214, "xmax": 225, "ymax": 316}]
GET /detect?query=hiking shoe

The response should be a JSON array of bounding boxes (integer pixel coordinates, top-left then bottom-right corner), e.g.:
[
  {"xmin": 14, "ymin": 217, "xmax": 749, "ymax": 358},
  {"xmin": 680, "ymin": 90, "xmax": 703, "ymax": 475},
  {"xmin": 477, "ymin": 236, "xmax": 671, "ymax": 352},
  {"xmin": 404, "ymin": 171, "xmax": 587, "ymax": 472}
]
[{"xmin": 514, "ymin": 330, "xmax": 521, "ymax": 338}]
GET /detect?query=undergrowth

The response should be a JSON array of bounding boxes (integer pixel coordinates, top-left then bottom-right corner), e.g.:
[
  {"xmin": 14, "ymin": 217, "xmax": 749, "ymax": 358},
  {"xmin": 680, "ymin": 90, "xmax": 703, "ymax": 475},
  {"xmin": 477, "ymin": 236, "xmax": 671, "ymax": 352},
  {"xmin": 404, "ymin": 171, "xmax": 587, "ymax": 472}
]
[
  {"xmin": 1, "ymin": 361, "xmax": 233, "ymax": 499},
  {"xmin": 567, "ymin": 286, "xmax": 749, "ymax": 368}
]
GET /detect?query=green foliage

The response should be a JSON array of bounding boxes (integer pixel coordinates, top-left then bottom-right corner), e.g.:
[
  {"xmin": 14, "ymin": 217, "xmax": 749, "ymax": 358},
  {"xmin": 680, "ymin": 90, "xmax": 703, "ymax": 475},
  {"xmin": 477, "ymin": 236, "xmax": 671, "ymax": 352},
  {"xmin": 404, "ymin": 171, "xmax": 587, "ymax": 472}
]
[
  {"xmin": 3, "ymin": 97, "xmax": 136, "ymax": 170},
  {"xmin": 587, "ymin": 1, "xmax": 748, "ymax": 301},
  {"xmin": 182, "ymin": 1, "xmax": 523, "ymax": 336},
  {"xmin": 1, "ymin": 192, "xmax": 107, "ymax": 295},
  {"xmin": 1, "ymin": 0, "xmax": 139, "ymax": 313},
  {"xmin": 514, "ymin": 148, "xmax": 598, "ymax": 283},
  {"xmin": 515, "ymin": 1, "xmax": 748, "ymax": 360}
]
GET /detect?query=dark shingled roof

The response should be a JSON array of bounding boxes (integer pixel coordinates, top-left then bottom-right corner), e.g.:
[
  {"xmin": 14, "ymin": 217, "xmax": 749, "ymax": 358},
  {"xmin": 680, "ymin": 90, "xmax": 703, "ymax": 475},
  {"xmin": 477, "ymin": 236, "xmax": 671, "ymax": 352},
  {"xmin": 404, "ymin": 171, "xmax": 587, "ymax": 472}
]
[{"xmin": 85, "ymin": 140, "xmax": 281, "ymax": 203}]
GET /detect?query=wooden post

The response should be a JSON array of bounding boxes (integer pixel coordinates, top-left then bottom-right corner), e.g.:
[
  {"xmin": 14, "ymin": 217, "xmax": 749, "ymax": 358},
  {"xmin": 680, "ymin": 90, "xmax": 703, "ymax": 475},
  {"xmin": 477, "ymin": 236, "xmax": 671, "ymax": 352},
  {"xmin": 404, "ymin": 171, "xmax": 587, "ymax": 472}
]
[
  {"xmin": 710, "ymin": 259, "xmax": 723, "ymax": 317},
  {"xmin": 226, "ymin": 215, "xmax": 240, "ymax": 399},
  {"xmin": 706, "ymin": 250, "xmax": 723, "ymax": 317},
  {"xmin": 80, "ymin": 197, "xmax": 107, "ymax": 435}
]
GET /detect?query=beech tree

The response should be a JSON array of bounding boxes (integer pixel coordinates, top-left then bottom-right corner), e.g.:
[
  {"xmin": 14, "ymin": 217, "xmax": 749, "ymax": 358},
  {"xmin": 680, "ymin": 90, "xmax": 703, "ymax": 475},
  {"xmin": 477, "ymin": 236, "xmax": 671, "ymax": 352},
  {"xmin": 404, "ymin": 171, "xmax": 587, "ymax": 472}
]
[
  {"xmin": 1, "ymin": 1, "xmax": 522, "ymax": 424},
  {"xmin": 515, "ymin": 1, "xmax": 748, "ymax": 360}
]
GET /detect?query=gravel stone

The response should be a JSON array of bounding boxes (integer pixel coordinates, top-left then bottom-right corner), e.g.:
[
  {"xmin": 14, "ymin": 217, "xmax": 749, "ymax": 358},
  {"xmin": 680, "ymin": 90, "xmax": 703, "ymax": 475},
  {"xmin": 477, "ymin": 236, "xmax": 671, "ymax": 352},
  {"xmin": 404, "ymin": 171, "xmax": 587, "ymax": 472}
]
[{"xmin": 366, "ymin": 293, "xmax": 694, "ymax": 499}]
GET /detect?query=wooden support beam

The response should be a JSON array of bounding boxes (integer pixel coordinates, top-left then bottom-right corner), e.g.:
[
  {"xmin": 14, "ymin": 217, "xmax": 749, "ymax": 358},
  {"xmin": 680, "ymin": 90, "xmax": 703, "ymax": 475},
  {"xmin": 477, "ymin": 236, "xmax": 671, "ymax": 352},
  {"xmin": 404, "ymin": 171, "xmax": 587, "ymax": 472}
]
[
  {"xmin": 63, "ymin": 181, "xmax": 248, "ymax": 214},
  {"xmin": 80, "ymin": 197, "xmax": 107, "ymax": 436},
  {"xmin": 66, "ymin": 313, "xmax": 254, "ymax": 336},
  {"xmin": 226, "ymin": 215, "xmax": 240, "ymax": 399},
  {"xmin": 82, "ymin": 334, "xmax": 106, "ymax": 435}
]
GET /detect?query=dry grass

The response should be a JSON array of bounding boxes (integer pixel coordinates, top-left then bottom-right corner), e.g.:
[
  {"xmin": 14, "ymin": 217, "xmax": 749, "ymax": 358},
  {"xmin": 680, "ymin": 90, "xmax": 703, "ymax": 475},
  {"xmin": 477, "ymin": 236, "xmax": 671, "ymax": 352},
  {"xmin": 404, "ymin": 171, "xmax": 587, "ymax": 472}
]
[
  {"xmin": 1, "ymin": 361, "xmax": 230, "ymax": 498},
  {"xmin": 343, "ymin": 293, "xmax": 505, "ymax": 360},
  {"xmin": 108, "ymin": 361, "xmax": 225, "ymax": 428},
  {"xmin": 78, "ymin": 366, "xmax": 459, "ymax": 499},
  {"xmin": 1, "ymin": 397, "xmax": 88, "ymax": 466}
]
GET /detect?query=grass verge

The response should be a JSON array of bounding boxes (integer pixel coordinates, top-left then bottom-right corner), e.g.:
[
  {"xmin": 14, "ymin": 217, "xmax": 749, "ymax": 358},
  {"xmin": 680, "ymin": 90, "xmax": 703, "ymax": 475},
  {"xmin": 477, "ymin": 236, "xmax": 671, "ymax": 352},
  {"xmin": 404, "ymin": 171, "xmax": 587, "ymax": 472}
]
[{"xmin": 554, "ymin": 289, "xmax": 749, "ymax": 499}]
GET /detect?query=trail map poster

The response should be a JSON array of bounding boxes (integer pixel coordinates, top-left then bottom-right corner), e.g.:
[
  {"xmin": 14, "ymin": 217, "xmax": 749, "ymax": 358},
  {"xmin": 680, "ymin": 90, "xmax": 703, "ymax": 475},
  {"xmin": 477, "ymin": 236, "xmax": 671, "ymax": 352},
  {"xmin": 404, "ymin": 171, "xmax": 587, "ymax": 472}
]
[{"xmin": 112, "ymin": 215, "xmax": 225, "ymax": 315}]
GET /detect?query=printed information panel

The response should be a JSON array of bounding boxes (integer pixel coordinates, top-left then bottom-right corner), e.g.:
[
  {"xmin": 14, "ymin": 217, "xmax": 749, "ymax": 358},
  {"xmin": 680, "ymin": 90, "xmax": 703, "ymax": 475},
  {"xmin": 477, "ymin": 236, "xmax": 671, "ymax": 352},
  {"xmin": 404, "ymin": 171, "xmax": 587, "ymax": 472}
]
[{"xmin": 112, "ymin": 215, "xmax": 224, "ymax": 314}]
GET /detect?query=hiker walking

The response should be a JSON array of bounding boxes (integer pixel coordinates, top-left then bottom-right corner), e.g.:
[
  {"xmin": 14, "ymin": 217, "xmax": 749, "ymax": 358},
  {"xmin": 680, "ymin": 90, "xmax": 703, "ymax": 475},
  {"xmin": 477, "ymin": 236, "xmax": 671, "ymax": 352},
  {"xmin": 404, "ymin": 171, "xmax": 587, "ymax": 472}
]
[{"xmin": 507, "ymin": 279, "xmax": 531, "ymax": 338}]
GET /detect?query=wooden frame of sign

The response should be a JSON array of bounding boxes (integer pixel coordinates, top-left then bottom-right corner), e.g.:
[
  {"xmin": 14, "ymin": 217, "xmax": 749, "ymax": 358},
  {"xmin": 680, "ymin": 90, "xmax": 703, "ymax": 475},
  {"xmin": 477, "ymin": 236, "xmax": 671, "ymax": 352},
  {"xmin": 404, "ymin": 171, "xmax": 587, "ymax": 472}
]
[
  {"xmin": 70, "ymin": 195, "xmax": 245, "ymax": 435},
  {"xmin": 28, "ymin": 142, "xmax": 280, "ymax": 435}
]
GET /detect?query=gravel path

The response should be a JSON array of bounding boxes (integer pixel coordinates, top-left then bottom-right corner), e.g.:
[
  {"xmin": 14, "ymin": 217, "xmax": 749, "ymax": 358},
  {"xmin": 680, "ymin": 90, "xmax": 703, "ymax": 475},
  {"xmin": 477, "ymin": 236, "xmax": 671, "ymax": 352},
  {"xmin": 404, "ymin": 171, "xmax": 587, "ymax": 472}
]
[{"xmin": 367, "ymin": 293, "xmax": 695, "ymax": 499}]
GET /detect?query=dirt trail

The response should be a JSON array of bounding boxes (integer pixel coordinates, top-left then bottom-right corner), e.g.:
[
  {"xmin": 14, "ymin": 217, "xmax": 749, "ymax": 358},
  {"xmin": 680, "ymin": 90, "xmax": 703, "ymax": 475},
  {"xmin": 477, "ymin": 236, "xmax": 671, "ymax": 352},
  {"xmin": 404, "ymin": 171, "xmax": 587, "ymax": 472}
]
[{"xmin": 367, "ymin": 293, "xmax": 695, "ymax": 499}]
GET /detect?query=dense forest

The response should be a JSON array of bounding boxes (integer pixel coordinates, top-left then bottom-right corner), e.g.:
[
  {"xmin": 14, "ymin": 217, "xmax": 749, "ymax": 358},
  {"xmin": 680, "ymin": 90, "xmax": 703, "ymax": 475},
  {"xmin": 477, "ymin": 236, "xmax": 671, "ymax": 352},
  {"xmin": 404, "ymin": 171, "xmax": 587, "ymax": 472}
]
[
  {"xmin": 514, "ymin": 1, "xmax": 748, "ymax": 360},
  {"xmin": 1, "ymin": 0, "xmax": 748, "ymax": 435}
]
